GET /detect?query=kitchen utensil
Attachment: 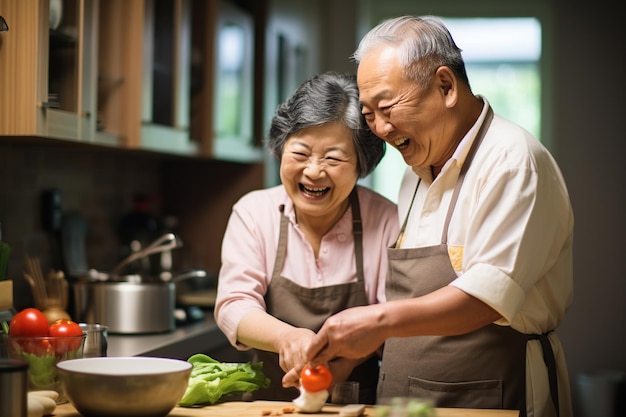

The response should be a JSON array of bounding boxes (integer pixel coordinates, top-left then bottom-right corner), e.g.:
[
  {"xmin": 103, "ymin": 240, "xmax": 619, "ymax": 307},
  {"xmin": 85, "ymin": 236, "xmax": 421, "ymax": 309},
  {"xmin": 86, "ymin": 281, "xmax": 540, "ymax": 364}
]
[
  {"xmin": 57, "ymin": 357, "xmax": 191, "ymax": 417},
  {"xmin": 0, "ymin": 359, "xmax": 28, "ymax": 417},
  {"xmin": 110, "ymin": 233, "xmax": 181, "ymax": 277},
  {"xmin": 4, "ymin": 334, "xmax": 86, "ymax": 404},
  {"xmin": 78, "ymin": 323, "xmax": 108, "ymax": 357},
  {"xmin": 60, "ymin": 211, "xmax": 89, "ymax": 279},
  {"xmin": 24, "ymin": 255, "xmax": 48, "ymax": 310},
  {"xmin": 72, "ymin": 269, "xmax": 207, "ymax": 334},
  {"xmin": 175, "ymin": 268, "xmax": 217, "ymax": 307},
  {"xmin": 331, "ymin": 381, "xmax": 360, "ymax": 405}
]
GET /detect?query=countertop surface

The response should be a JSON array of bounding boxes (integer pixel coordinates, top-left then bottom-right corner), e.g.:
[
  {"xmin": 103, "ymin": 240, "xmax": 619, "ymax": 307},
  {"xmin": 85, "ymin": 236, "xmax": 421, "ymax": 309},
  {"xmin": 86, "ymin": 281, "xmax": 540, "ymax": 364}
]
[
  {"xmin": 106, "ymin": 314, "xmax": 226, "ymax": 359},
  {"xmin": 54, "ymin": 400, "xmax": 520, "ymax": 416}
]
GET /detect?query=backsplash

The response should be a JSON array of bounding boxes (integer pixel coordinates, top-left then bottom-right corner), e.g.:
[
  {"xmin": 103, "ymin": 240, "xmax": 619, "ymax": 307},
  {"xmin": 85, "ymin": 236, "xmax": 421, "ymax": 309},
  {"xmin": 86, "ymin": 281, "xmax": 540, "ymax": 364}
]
[{"xmin": 0, "ymin": 141, "xmax": 162, "ymax": 310}]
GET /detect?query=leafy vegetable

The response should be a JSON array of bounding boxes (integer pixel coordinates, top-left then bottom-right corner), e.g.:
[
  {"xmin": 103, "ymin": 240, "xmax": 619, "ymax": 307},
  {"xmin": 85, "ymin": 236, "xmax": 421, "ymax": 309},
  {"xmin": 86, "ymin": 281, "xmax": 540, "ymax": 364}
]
[
  {"xmin": 178, "ymin": 354, "xmax": 270, "ymax": 406},
  {"xmin": 21, "ymin": 352, "xmax": 58, "ymax": 389}
]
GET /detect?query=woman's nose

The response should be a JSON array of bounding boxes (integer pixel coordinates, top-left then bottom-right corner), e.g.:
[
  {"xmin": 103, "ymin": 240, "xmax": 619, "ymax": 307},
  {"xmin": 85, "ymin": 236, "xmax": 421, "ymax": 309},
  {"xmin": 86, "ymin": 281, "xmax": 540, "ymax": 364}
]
[{"xmin": 303, "ymin": 159, "xmax": 325, "ymax": 178}]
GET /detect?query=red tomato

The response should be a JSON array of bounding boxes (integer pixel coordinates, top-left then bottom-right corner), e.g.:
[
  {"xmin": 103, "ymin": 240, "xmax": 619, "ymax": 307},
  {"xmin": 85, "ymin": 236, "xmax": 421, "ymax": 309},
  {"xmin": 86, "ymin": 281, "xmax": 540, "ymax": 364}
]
[
  {"xmin": 49, "ymin": 319, "xmax": 84, "ymax": 353},
  {"xmin": 49, "ymin": 319, "xmax": 83, "ymax": 337},
  {"xmin": 8, "ymin": 308, "xmax": 50, "ymax": 337},
  {"xmin": 21, "ymin": 338, "xmax": 54, "ymax": 356},
  {"xmin": 301, "ymin": 364, "xmax": 333, "ymax": 392}
]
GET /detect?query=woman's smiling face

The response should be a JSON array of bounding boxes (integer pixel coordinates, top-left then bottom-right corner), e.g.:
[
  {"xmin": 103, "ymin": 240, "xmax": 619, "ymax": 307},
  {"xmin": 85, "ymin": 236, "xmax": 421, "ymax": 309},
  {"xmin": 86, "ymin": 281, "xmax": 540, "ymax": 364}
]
[{"xmin": 280, "ymin": 122, "xmax": 359, "ymax": 222}]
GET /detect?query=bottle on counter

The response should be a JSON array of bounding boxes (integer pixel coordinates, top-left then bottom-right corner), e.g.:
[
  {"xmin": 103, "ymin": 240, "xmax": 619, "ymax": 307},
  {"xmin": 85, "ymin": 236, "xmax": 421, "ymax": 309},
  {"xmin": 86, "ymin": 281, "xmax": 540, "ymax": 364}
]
[{"xmin": 118, "ymin": 193, "xmax": 160, "ymax": 275}]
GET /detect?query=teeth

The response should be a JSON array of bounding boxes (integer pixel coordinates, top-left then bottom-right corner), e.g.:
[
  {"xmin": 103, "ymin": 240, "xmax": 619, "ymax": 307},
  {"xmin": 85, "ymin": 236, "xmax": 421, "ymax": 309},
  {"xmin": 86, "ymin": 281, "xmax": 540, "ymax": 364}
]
[
  {"xmin": 302, "ymin": 185, "xmax": 329, "ymax": 196},
  {"xmin": 394, "ymin": 138, "xmax": 408, "ymax": 146}
]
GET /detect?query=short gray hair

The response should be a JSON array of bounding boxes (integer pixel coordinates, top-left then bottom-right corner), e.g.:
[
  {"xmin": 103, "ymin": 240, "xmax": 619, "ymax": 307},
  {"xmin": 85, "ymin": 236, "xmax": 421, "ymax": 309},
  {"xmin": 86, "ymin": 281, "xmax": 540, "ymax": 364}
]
[
  {"xmin": 353, "ymin": 15, "xmax": 471, "ymax": 89},
  {"xmin": 265, "ymin": 72, "xmax": 385, "ymax": 178}
]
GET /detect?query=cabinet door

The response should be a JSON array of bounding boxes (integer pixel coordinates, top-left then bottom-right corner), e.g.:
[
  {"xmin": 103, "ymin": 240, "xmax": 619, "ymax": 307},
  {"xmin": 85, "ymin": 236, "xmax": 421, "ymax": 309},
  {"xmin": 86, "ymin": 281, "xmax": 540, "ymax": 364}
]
[
  {"xmin": 0, "ymin": 0, "xmax": 48, "ymax": 136},
  {"xmin": 0, "ymin": 0, "xmax": 103, "ymax": 143},
  {"xmin": 211, "ymin": 0, "xmax": 259, "ymax": 162},
  {"xmin": 140, "ymin": 0, "xmax": 195, "ymax": 154}
]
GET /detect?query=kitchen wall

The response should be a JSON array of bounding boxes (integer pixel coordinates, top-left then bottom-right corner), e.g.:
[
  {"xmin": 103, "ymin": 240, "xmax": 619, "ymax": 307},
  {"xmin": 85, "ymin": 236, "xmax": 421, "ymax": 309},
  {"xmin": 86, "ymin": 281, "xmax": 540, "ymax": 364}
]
[
  {"xmin": 0, "ymin": 142, "xmax": 158, "ymax": 308},
  {"xmin": 0, "ymin": 138, "xmax": 265, "ymax": 307}
]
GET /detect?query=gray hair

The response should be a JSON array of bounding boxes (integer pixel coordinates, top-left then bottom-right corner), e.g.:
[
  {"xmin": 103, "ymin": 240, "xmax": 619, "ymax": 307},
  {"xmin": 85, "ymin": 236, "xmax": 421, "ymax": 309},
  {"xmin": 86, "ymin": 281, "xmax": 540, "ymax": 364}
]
[
  {"xmin": 352, "ymin": 15, "xmax": 471, "ymax": 89},
  {"xmin": 266, "ymin": 71, "xmax": 385, "ymax": 178}
]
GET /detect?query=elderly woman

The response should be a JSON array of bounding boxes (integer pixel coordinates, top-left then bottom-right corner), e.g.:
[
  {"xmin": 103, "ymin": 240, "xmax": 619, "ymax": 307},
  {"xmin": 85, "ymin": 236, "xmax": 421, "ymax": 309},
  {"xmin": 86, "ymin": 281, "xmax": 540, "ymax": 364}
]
[{"xmin": 214, "ymin": 72, "xmax": 399, "ymax": 403}]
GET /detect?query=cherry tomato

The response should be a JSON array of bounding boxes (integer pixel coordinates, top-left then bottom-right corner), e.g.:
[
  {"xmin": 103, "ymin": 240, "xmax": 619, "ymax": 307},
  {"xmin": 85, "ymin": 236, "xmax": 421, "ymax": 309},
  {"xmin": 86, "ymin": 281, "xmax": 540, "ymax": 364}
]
[
  {"xmin": 301, "ymin": 364, "xmax": 333, "ymax": 392},
  {"xmin": 49, "ymin": 319, "xmax": 83, "ymax": 337},
  {"xmin": 8, "ymin": 308, "xmax": 50, "ymax": 337},
  {"xmin": 49, "ymin": 319, "xmax": 84, "ymax": 353}
]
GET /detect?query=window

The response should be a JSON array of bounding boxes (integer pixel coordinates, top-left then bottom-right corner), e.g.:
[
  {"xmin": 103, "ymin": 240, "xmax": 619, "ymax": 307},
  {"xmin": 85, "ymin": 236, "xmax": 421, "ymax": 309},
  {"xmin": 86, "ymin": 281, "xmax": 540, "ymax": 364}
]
[{"xmin": 359, "ymin": 3, "xmax": 547, "ymax": 203}]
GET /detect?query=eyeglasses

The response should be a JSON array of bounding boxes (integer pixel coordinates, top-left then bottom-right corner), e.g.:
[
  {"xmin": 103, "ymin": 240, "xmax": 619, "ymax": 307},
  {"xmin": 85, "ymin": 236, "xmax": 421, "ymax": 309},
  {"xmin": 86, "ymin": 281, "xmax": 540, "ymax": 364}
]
[{"xmin": 0, "ymin": 16, "xmax": 8, "ymax": 32}]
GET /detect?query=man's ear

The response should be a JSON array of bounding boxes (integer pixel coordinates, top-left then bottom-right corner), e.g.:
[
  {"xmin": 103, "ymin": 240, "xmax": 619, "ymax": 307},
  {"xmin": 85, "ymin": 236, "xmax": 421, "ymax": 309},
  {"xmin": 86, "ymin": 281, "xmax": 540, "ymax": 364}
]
[{"xmin": 435, "ymin": 66, "xmax": 458, "ymax": 107}]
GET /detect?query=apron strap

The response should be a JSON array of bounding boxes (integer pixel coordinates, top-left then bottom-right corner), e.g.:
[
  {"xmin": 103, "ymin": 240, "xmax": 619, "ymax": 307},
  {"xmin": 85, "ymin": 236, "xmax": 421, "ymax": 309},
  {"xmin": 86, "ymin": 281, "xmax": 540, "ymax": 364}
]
[
  {"xmin": 441, "ymin": 106, "xmax": 494, "ymax": 243},
  {"xmin": 349, "ymin": 188, "xmax": 365, "ymax": 283},
  {"xmin": 271, "ymin": 205, "xmax": 290, "ymax": 279},
  {"xmin": 272, "ymin": 189, "xmax": 365, "ymax": 283},
  {"xmin": 528, "ymin": 332, "xmax": 560, "ymax": 417}
]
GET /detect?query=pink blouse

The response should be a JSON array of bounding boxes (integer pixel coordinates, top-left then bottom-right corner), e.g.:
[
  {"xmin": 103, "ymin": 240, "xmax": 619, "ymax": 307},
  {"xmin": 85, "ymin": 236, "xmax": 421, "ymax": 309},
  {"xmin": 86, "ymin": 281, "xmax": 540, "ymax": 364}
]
[{"xmin": 214, "ymin": 185, "xmax": 399, "ymax": 348}]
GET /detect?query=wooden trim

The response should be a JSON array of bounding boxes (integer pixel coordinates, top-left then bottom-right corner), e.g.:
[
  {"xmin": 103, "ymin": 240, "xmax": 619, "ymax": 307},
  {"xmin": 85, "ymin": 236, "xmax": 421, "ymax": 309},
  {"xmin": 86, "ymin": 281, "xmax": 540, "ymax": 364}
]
[{"xmin": 0, "ymin": 0, "xmax": 45, "ymax": 135}]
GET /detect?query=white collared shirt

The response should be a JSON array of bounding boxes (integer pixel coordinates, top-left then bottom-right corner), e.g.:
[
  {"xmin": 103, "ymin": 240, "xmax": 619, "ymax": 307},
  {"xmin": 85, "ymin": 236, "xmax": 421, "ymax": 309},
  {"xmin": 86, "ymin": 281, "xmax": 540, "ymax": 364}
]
[{"xmin": 397, "ymin": 97, "xmax": 574, "ymax": 416}]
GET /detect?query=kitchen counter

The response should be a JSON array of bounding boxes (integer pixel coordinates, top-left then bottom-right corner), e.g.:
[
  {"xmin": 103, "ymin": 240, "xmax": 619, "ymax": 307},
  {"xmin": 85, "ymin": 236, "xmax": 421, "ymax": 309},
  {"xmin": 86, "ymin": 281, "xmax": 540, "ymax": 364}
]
[
  {"xmin": 54, "ymin": 400, "xmax": 520, "ymax": 416},
  {"xmin": 107, "ymin": 314, "xmax": 228, "ymax": 359}
]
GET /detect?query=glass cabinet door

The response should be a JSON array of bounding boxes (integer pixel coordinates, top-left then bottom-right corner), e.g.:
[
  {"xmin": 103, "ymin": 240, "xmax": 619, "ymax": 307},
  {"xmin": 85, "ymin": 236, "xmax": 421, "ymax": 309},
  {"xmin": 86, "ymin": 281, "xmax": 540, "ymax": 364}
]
[{"xmin": 45, "ymin": 0, "xmax": 98, "ymax": 142}]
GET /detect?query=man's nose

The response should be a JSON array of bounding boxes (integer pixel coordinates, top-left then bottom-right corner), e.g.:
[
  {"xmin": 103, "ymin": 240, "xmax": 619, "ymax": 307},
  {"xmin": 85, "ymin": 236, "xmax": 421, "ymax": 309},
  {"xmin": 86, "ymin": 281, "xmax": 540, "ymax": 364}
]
[{"xmin": 372, "ymin": 115, "xmax": 394, "ymax": 137}]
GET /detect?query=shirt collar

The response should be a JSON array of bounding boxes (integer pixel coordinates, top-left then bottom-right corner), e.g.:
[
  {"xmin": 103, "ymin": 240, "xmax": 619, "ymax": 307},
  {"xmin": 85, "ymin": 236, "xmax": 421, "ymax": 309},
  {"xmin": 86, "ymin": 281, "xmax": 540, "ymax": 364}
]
[
  {"xmin": 451, "ymin": 95, "xmax": 490, "ymax": 170},
  {"xmin": 278, "ymin": 187, "xmax": 353, "ymax": 233},
  {"xmin": 412, "ymin": 95, "xmax": 490, "ymax": 181}
]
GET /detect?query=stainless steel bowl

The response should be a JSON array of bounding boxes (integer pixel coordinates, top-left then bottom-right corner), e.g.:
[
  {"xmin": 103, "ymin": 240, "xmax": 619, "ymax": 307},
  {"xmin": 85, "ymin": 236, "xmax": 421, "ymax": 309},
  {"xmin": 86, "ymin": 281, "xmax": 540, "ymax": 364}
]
[{"xmin": 57, "ymin": 357, "xmax": 192, "ymax": 417}]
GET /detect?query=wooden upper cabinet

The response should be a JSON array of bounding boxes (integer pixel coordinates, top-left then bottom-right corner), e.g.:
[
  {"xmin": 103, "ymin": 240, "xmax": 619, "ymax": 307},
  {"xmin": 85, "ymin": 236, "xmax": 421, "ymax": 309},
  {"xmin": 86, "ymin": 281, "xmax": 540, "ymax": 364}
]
[
  {"xmin": 139, "ymin": 0, "xmax": 262, "ymax": 161},
  {"xmin": 0, "ymin": 0, "xmax": 263, "ymax": 163},
  {"xmin": 0, "ymin": 0, "xmax": 142, "ymax": 146}
]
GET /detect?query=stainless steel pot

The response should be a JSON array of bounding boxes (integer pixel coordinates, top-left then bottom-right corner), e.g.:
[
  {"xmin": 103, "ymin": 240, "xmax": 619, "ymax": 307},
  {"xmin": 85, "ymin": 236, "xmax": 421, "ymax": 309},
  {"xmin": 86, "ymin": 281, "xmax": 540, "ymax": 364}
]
[{"xmin": 72, "ymin": 269, "xmax": 206, "ymax": 334}]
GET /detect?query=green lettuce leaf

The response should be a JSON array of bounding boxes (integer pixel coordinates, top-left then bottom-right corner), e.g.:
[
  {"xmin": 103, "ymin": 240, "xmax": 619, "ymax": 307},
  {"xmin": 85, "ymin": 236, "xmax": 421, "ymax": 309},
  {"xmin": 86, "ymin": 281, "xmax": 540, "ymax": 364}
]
[{"xmin": 178, "ymin": 354, "xmax": 270, "ymax": 407}]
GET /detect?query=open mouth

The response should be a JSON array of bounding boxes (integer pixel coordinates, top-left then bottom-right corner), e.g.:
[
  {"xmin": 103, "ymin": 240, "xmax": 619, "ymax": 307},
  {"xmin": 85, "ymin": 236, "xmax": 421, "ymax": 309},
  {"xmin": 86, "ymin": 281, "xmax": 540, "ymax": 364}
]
[
  {"xmin": 394, "ymin": 137, "xmax": 409, "ymax": 151},
  {"xmin": 300, "ymin": 184, "xmax": 330, "ymax": 197}
]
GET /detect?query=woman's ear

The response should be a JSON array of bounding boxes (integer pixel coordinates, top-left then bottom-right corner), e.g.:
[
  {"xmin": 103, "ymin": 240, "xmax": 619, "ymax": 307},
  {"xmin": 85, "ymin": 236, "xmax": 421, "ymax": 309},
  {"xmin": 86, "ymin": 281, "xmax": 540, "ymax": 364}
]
[{"xmin": 435, "ymin": 66, "xmax": 458, "ymax": 108}]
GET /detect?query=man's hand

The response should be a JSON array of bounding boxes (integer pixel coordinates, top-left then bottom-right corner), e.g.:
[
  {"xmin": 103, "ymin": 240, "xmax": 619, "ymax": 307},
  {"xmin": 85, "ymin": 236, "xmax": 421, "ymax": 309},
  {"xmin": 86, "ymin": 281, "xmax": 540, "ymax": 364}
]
[{"xmin": 307, "ymin": 304, "xmax": 386, "ymax": 366}]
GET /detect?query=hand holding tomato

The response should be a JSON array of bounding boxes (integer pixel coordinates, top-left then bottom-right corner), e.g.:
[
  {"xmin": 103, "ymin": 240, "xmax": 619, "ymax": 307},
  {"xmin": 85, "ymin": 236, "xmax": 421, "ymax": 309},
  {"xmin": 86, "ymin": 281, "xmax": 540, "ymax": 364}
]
[{"xmin": 300, "ymin": 364, "xmax": 333, "ymax": 392}]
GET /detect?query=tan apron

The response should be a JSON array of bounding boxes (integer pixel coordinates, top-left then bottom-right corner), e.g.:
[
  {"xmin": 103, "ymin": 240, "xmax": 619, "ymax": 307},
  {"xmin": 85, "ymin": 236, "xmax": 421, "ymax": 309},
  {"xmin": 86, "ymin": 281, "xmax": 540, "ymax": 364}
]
[
  {"xmin": 250, "ymin": 188, "xmax": 380, "ymax": 404},
  {"xmin": 378, "ymin": 107, "xmax": 559, "ymax": 417}
]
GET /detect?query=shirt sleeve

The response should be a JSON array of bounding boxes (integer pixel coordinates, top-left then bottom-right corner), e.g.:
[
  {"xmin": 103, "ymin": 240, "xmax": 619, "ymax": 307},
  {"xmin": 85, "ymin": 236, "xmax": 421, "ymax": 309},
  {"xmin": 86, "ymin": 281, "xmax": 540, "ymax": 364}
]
[
  {"xmin": 214, "ymin": 189, "xmax": 280, "ymax": 349},
  {"xmin": 358, "ymin": 187, "xmax": 400, "ymax": 304},
  {"xmin": 451, "ymin": 128, "xmax": 574, "ymax": 332}
]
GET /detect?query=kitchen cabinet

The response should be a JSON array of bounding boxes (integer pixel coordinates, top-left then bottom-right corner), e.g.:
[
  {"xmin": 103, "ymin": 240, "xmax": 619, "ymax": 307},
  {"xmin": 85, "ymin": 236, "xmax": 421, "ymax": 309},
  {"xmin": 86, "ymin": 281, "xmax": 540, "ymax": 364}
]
[
  {"xmin": 0, "ymin": 0, "xmax": 142, "ymax": 147},
  {"xmin": 0, "ymin": 0, "xmax": 263, "ymax": 162}
]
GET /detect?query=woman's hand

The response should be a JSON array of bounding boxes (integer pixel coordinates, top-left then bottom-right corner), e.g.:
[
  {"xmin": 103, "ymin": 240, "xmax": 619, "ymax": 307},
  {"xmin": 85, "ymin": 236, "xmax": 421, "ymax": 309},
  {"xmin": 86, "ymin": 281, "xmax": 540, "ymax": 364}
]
[{"xmin": 277, "ymin": 327, "xmax": 317, "ymax": 373}]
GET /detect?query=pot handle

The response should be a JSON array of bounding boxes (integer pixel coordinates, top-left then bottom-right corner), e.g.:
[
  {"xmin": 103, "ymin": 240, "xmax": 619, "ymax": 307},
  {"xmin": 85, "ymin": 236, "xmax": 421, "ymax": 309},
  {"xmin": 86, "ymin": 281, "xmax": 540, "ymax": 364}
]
[
  {"xmin": 111, "ymin": 233, "xmax": 182, "ymax": 276},
  {"xmin": 162, "ymin": 269, "xmax": 207, "ymax": 283}
]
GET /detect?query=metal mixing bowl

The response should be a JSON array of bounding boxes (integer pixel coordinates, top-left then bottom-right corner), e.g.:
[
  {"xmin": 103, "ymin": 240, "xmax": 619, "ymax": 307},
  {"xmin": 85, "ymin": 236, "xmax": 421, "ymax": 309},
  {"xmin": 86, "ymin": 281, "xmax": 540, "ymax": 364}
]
[{"xmin": 56, "ymin": 357, "xmax": 192, "ymax": 417}]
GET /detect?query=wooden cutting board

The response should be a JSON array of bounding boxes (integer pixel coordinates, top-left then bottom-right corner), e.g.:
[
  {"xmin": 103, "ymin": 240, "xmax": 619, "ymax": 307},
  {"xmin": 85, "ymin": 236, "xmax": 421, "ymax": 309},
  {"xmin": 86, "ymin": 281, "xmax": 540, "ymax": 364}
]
[{"xmin": 54, "ymin": 400, "xmax": 519, "ymax": 416}]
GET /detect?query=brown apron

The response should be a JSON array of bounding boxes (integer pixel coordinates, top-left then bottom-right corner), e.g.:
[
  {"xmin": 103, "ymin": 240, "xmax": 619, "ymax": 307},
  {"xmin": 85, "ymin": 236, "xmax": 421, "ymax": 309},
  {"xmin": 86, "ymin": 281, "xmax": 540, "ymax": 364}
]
[
  {"xmin": 378, "ymin": 107, "xmax": 559, "ymax": 417},
  {"xmin": 250, "ymin": 188, "xmax": 380, "ymax": 404}
]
